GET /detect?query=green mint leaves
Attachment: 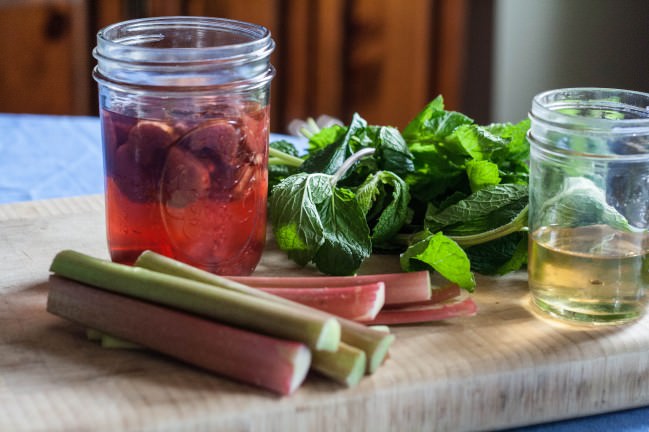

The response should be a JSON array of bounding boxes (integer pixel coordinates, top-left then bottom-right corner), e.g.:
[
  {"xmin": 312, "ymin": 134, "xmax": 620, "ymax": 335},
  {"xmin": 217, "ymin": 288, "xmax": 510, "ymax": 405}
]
[
  {"xmin": 268, "ymin": 95, "xmax": 531, "ymax": 287},
  {"xmin": 270, "ymin": 172, "xmax": 371, "ymax": 276},
  {"xmin": 356, "ymin": 170, "xmax": 410, "ymax": 245},
  {"xmin": 400, "ymin": 231, "xmax": 475, "ymax": 290}
]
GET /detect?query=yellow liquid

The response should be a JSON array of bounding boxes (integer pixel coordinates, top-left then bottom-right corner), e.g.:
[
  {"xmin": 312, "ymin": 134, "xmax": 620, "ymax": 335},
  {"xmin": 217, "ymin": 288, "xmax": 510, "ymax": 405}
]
[{"xmin": 529, "ymin": 225, "xmax": 649, "ymax": 324}]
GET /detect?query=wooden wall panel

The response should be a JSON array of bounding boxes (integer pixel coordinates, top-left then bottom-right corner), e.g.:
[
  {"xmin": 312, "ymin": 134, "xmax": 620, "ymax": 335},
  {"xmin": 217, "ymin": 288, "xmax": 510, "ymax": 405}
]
[
  {"xmin": 311, "ymin": 0, "xmax": 345, "ymax": 119},
  {"xmin": 434, "ymin": 0, "xmax": 470, "ymax": 111},
  {"xmin": 346, "ymin": 0, "xmax": 435, "ymax": 127},
  {"xmin": 0, "ymin": 0, "xmax": 88, "ymax": 115},
  {"xmin": 0, "ymin": 0, "xmax": 486, "ymax": 128},
  {"xmin": 183, "ymin": 0, "xmax": 284, "ymax": 131},
  {"xmin": 94, "ymin": 0, "xmax": 124, "ymax": 29},
  {"xmin": 275, "ymin": 0, "xmax": 310, "ymax": 131}
]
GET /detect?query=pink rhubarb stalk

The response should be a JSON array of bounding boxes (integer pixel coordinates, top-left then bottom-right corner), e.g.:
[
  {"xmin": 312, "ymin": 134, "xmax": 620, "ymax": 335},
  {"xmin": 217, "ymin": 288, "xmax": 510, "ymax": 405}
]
[
  {"xmin": 47, "ymin": 276, "xmax": 311, "ymax": 396},
  {"xmin": 50, "ymin": 250, "xmax": 340, "ymax": 352},
  {"xmin": 229, "ymin": 271, "xmax": 431, "ymax": 306},
  {"xmin": 260, "ymin": 282, "xmax": 385, "ymax": 321},
  {"xmin": 383, "ymin": 283, "xmax": 460, "ymax": 309},
  {"xmin": 362, "ymin": 291, "xmax": 478, "ymax": 325},
  {"xmin": 135, "ymin": 250, "xmax": 395, "ymax": 374}
]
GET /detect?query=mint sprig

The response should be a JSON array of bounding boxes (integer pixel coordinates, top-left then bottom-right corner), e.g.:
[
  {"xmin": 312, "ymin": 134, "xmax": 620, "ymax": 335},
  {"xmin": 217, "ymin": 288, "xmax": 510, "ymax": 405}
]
[{"xmin": 268, "ymin": 95, "xmax": 532, "ymax": 286}]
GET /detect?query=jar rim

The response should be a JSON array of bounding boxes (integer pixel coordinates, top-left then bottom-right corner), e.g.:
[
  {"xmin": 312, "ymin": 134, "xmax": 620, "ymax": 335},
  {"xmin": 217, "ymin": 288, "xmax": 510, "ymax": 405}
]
[
  {"xmin": 96, "ymin": 16, "xmax": 274, "ymax": 64},
  {"xmin": 530, "ymin": 87, "xmax": 649, "ymax": 133},
  {"xmin": 94, "ymin": 16, "xmax": 275, "ymax": 88}
]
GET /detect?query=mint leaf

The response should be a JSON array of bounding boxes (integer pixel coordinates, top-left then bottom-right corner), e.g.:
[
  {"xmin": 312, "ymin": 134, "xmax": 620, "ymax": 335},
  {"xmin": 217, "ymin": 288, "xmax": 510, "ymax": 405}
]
[
  {"xmin": 372, "ymin": 126, "xmax": 414, "ymax": 176},
  {"xmin": 269, "ymin": 140, "xmax": 301, "ymax": 191},
  {"xmin": 400, "ymin": 232, "xmax": 475, "ymax": 290},
  {"xmin": 313, "ymin": 187, "xmax": 371, "ymax": 275},
  {"xmin": 425, "ymin": 184, "xmax": 528, "ymax": 232},
  {"xmin": 308, "ymin": 124, "xmax": 347, "ymax": 152},
  {"xmin": 465, "ymin": 232, "xmax": 527, "ymax": 275},
  {"xmin": 301, "ymin": 135, "xmax": 354, "ymax": 175},
  {"xmin": 270, "ymin": 167, "xmax": 372, "ymax": 275},
  {"xmin": 449, "ymin": 124, "xmax": 509, "ymax": 162},
  {"xmin": 270, "ymin": 173, "xmax": 330, "ymax": 265},
  {"xmin": 403, "ymin": 96, "xmax": 473, "ymax": 142},
  {"xmin": 537, "ymin": 177, "xmax": 633, "ymax": 231},
  {"xmin": 485, "ymin": 120, "xmax": 531, "ymax": 185},
  {"xmin": 466, "ymin": 159, "xmax": 501, "ymax": 192},
  {"xmin": 406, "ymin": 142, "xmax": 467, "ymax": 202},
  {"xmin": 301, "ymin": 113, "xmax": 368, "ymax": 176},
  {"xmin": 495, "ymin": 234, "xmax": 528, "ymax": 275},
  {"xmin": 486, "ymin": 119, "xmax": 531, "ymax": 164},
  {"xmin": 356, "ymin": 171, "xmax": 410, "ymax": 244}
]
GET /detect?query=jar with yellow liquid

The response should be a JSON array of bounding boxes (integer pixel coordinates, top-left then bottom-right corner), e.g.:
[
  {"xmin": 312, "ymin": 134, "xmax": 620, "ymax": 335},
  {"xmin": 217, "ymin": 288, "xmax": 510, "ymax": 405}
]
[{"xmin": 528, "ymin": 88, "xmax": 649, "ymax": 325}]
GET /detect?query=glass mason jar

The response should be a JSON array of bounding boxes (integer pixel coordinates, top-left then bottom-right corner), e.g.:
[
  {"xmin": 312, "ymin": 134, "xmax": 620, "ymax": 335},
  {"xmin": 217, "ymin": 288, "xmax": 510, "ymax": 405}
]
[
  {"xmin": 528, "ymin": 88, "xmax": 649, "ymax": 325},
  {"xmin": 93, "ymin": 16, "xmax": 275, "ymax": 275}
]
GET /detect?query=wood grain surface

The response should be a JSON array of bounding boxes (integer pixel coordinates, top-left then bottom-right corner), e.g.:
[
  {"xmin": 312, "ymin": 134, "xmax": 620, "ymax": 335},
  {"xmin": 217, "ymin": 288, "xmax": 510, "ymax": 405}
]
[{"xmin": 1, "ymin": 195, "xmax": 648, "ymax": 431}]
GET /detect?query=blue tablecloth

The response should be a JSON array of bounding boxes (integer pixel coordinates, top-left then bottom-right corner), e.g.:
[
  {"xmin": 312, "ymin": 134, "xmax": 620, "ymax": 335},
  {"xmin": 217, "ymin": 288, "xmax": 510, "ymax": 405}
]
[
  {"xmin": 0, "ymin": 114, "xmax": 104, "ymax": 203},
  {"xmin": 0, "ymin": 113, "xmax": 305, "ymax": 204},
  {"xmin": 1, "ymin": 113, "xmax": 648, "ymax": 430}
]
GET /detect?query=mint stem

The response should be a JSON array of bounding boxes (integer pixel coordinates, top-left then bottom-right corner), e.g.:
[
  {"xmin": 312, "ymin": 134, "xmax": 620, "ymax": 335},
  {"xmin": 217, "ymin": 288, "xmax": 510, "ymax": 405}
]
[
  {"xmin": 268, "ymin": 147, "xmax": 304, "ymax": 168},
  {"xmin": 331, "ymin": 147, "xmax": 376, "ymax": 185},
  {"xmin": 447, "ymin": 206, "xmax": 529, "ymax": 247}
]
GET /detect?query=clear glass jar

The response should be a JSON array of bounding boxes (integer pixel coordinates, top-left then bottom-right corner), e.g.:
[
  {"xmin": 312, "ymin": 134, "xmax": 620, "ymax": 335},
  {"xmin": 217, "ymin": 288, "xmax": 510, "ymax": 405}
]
[
  {"xmin": 93, "ymin": 16, "xmax": 275, "ymax": 275},
  {"xmin": 528, "ymin": 88, "xmax": 649, "ymax": 324}
]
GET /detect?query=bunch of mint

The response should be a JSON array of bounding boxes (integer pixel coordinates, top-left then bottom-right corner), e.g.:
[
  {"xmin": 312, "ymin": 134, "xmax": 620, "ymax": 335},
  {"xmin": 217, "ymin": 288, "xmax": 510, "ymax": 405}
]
[{"xmin": 267, "ymin": 96, "xmax": 530, "ymax": 290}]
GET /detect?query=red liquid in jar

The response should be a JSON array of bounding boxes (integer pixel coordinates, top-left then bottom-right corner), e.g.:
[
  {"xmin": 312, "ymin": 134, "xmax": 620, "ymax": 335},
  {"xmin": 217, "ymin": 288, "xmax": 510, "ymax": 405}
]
[{"xmin": 100, "ymin": 104, "xmax": 269, "ymax": 275}]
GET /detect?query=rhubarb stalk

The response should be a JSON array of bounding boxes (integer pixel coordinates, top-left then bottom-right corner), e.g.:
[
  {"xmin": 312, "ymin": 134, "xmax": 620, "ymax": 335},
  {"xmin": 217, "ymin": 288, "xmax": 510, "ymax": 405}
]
[
  {"xmin": 383, "ymin": 284, "xmax": 461, "ymax": 309},
  {"xmin": 50, "ymin": 250, "xmax": 340, "ymax": 352},
  {"xmin": 362, "ymin": 291, "xmax": 478, "ymax": 325},
  {"xmin": 134, "ymin": 250, "xmax": 394, "ymax": 374},
  {"xmin": 311, "ymin": 342, "xmax": 366, "ymax": 387},
  {"xmin": 100, "ymin": 334, "xmax": 143, "ymax": 349},
  {"xmin": 260, "ymin": 283, "xmax": 385, "ymax": 321},
  {"xmin": 90, "ymin": 330, "xmax": 366, "ymax": 386},
  {"xmin": 47, "ymin": 276, "xmax": 311, "ymax": 395},
  {"xmin": 229, "ymin": 271, "xmax": 431, "ymax": 305}
]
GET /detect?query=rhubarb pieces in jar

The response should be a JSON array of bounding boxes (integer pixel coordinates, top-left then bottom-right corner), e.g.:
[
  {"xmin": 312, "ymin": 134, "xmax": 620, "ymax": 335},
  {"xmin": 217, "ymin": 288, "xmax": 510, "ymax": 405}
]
[
  {"xmin": 93, "ymin": 17, "xmax": 275, "ymax": 275},
  {"xmin": 101, "ymin": 104, "xmax": 270, "ymax": 275}
]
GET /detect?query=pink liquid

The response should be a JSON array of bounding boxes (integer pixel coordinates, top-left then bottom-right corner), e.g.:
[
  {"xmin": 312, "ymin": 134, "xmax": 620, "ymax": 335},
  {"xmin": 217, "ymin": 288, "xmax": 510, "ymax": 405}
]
[{"xmin": 101, "ymin": 105, "xmax": 269, "ymax": 275}]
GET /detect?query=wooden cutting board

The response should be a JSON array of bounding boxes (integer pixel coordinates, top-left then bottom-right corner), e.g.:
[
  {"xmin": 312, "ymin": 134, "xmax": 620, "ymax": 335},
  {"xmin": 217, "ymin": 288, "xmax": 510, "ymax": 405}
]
[{"xmin": 1, "ymin": 195, "xmax": 648, "ymax": 432}]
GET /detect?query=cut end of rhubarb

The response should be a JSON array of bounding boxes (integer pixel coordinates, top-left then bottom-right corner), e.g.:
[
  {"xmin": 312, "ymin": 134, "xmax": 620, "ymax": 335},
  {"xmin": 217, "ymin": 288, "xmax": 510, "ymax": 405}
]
[
  {"xmin": 364, "ymin": 282, "xmax": 385, "ymax": 321},
  {"xmin": 344, "ymin": 350, "xmax": 367, "ymax": 387},
  {"xmin": 288, "ymin": 345, "xmax": 312, "ymax": 395},
  {"xmin": 316, "ymin": 318, "xmax": 342, "ymax": 352},
  {"xmin": 368, "ymin": 333, "xmax": 395, "ymax": 374}
]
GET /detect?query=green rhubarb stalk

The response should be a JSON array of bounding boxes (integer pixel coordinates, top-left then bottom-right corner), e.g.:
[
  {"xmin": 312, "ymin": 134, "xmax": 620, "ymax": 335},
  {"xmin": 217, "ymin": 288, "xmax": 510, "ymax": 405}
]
[
  {"xmin": 311, "ymin": 342, "xmax": 366, "ymax": 387},
  {"xmin": 134, "ymin": 250, "xmax": 395, "ymax": 374},
  {"xmin": 85, "ymin": 328, "xmax": 102, "ymax": 341},
  {"xmin": 101, "ymin": 334, "xmax": 143, "ymax": 349},
  {"xmin": 98, "ymin": 329, "xmax": 376, "ymax": 373},
  {"xmin": 87, "ymin": 328, "xmax": 144, "ymax": 349},
  {"xmin": 50, "ymin": 250, "xmax": 340, "ymax": 352}
]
